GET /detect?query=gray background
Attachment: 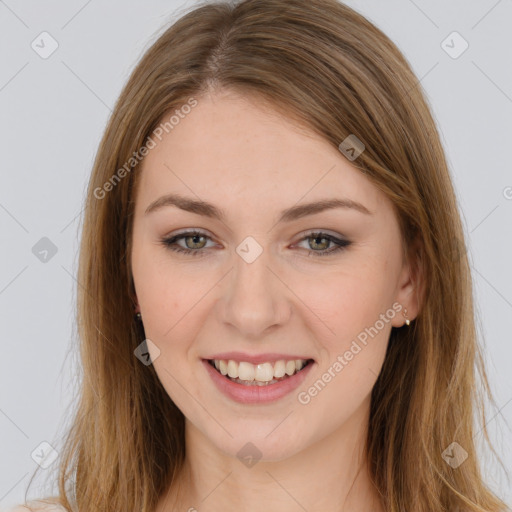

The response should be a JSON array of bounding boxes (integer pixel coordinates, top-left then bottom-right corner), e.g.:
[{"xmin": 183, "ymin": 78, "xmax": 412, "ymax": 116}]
[{"xmin": 1, "ymin": 0, "xmax": 511, "ymax": 508}]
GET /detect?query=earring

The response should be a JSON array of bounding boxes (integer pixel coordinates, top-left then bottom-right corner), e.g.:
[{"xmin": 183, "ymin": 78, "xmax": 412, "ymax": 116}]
[
  {"xmin": 402, "ymin": 307, "xmax": 410, "ymax": 326},
  {"xmin": 135, "ymin": 312, "xmax": 142, "ymax": 321}
]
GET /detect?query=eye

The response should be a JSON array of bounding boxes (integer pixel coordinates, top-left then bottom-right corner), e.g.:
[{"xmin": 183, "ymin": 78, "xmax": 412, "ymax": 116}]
[
  {"xmin": 294, "ymin": 231, "xmax": 351, "ymax": 257},
  {"xmin": 160, "ymin": 230, "xmax": 215, "ymax": 257},
  {"xmin": 159, "ymin": 230, "xmax": 351, "ymax": 258}
]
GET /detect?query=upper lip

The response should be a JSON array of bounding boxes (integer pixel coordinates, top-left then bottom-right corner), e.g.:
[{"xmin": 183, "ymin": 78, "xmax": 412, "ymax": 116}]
[{"xmin": 204, "ymin": 352, "xmax": 314, "ymax": 365}]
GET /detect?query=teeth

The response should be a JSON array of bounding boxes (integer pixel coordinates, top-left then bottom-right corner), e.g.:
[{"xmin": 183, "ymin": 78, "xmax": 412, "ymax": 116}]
[
  {"xmin": 274, "ymin": 360, "xmax": 286, "ymax": 378},
  {"xmin": 255, "ymin": 363, "xmax": 274, "ymax": 382},
  {"xmin": 238, "ymin": 361, "xmax": 255, "ymax": 381},
  {"xmin": 211, "ymin": 358, "xmax": 310, "ymax": 383},
  {"xmin": 227, "ymin": 360, "xmax": 238, "ymax": 378},
  {"xmin": 285, "ymin": 360, "xmax": 296, "ymax": 376}
]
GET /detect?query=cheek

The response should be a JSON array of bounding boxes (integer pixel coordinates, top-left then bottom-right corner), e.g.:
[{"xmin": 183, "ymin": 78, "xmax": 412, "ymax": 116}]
[
  {"xmin": 132, "ymin": 254, "xmax": 211, "ymax": 407},
  {"xmin": 295, "ymin": 269, "xmax": 392, "ymax": 426},
  {"xmin": 293, "ymin": 262, "xmax": 393, "ymax": 337},
  {"xmin": 292, "ymin": 256, "xmax": 395, "ymax": 385},
  {"xmin": 131, "ymin": 239, "xmax": 207, "ymax": 341}
]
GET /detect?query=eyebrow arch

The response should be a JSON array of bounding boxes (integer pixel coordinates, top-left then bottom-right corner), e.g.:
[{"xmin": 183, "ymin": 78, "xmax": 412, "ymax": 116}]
[{"xmin": 144, "ymin": 193, "xmax": 373, "ymax": 222}]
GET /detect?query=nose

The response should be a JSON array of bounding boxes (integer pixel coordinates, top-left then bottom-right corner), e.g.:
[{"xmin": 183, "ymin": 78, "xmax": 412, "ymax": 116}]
[{"xmin": 218, "ymin": 246, "xmax": 292, "ymax": 339}]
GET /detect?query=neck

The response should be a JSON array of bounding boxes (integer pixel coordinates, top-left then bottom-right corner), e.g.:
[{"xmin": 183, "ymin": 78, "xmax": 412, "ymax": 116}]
[{"xmin": 157, "ymin": 395, "xmax": 383, "ymax": 512}]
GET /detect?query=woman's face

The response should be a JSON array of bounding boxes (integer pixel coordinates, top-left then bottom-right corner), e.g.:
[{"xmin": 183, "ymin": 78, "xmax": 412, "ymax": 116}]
[{"xmin": 131, "ymin": 89, "xmax": 417, "ymax": 461}]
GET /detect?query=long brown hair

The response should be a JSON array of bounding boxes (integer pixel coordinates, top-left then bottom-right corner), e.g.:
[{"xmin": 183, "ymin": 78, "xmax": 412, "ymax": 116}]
[{"xmin": 24, "ymin": 0, "xmax": 510, "ymax": 510}]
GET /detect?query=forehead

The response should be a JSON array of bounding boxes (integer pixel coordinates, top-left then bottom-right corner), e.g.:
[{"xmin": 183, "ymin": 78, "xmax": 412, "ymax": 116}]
[{"xmin": 136, "ymin": 90, "xmax": 383, "ymax": 214}]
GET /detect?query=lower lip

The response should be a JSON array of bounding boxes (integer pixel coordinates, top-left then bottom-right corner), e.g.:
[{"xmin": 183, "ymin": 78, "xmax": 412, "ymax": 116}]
[{"xmin": 202, "ymin": 359, "xmax": 314, "ymax": 404}]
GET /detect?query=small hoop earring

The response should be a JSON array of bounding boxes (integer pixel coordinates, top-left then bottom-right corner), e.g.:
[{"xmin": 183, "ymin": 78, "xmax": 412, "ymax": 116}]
[{"xmin": 402, "ymin": 307, "xmax": 411, "ymax": 326}]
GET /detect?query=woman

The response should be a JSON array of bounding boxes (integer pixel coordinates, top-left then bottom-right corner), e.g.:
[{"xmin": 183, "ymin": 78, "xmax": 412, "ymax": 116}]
[{"xmin": 15, "ymin": 0, "xmax": 510, "ymax": 510}]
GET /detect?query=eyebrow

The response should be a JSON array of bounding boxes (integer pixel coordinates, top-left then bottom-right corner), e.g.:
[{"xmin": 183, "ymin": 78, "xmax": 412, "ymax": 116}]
[{"xmin": 144, "ymin": 193, "xmax": 373, "ymax": 222}]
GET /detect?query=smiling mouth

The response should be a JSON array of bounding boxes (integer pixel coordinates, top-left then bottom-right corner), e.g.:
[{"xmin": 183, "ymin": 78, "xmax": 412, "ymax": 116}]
[{"xmin": 207, "ymin": 358, "xmax": 314, "ymax": 386}]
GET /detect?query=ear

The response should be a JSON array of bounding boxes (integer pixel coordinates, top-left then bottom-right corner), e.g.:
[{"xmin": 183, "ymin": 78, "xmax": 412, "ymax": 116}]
[{"xmin": 390, "ymin": 234, "xmax": 425, "ymax": 328}]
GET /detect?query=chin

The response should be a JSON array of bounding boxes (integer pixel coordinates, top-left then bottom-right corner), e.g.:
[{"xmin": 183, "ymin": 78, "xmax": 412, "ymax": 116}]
[{"xmin": 205, "ymin": 422, "xmax": 310, "ymax": 464}]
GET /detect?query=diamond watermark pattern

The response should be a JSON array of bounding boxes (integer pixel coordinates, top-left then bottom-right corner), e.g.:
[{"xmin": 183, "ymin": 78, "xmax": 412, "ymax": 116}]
[
  {"xmin": 31, "ymin": 441, "xmax": 59, "ymax": 469},
  {"xmin": 441, "ymin": 31, "xmax": 469, "ymax": 59},
  {"xmin": 236, "ymin": 441, "xmax": 263, "ymax": 468},
  {"xmin": 134, "ymin": 338, "xmax": 161, "ymax": 366},
  {"xmin": 442, "ymin": 442, "xmax": 468, "ymax": 469},
  {"xmin": 338, "ymin": 134, "xmax": 365, "ymax": 161},
  {"xmin": 32, "ymin": 237, "xmax": 58, "ymax": 263},
  {"xmin": 31, "ymin": 31, "xmax": 59, "ymax": 59},
  {"xmin": 236, "ymin": 236, "xmax": 263, "ymax": 264}
]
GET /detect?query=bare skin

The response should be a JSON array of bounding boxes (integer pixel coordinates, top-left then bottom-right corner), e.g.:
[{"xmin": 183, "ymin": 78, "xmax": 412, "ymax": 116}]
[{"xmin": 130, "ymin": 88, "xmax": 421, "ymax": 512}]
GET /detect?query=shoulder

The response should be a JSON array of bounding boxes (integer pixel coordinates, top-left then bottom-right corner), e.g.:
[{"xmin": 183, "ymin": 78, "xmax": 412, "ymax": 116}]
[{"xmin": 6, "ymin": 501, "xmax": 67, "ymax": 512}]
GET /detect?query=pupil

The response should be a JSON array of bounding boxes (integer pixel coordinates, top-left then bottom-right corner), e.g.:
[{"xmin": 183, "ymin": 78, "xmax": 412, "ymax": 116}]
[
  {"xmin": 312, "ymin": 236, "xmax": 327, "ymax": 250},
  {"xmin": 188, "ymin": 235, "xmax": 204, "ymax": 248}
]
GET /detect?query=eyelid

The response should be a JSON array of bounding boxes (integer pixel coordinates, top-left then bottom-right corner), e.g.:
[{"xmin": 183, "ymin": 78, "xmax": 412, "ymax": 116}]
[
  {"xmin": 294, "ymin": 228, "xmax": 346, "ymax": 241},
  {"xmin": 160, "ymin": 228, "xmax": 351, "ymax": 259},
  {"xmin": 165, "ymin": 227, "xmax": 211, "ymax": 236},
  {"xmin": 163, "ymin": 228, "xmax": 347, "ymax": 245}
]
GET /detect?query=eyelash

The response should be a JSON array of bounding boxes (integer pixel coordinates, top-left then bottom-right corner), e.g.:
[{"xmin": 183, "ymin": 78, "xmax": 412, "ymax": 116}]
[{"xmin": 160, "ymin": 230, "xmax": 351, "ymax": 258}]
